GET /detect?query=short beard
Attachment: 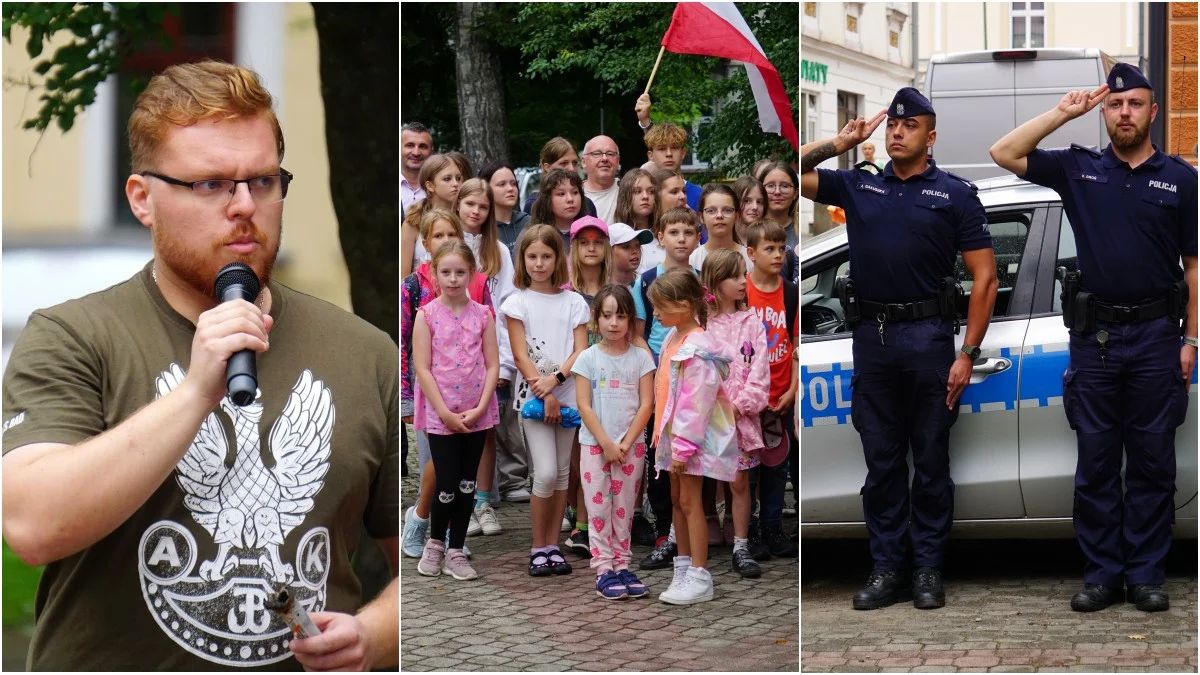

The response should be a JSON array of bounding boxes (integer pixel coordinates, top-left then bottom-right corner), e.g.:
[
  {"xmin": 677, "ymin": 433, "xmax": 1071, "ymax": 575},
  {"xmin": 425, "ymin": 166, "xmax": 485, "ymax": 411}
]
[
  {"xmin": 153, "ymin": 221, "xmax": 279, "ymax": 299},
  {"xmin": 1108, "ymin": 119, "xmax": 1150, "ymax": 152}
]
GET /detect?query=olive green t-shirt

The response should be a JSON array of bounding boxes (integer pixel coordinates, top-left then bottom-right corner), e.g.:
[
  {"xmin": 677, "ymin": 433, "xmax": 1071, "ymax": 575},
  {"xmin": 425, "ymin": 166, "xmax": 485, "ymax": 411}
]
[{"xmin": 2, "ymin": 262, "xmax": 398, "ymax": 671}]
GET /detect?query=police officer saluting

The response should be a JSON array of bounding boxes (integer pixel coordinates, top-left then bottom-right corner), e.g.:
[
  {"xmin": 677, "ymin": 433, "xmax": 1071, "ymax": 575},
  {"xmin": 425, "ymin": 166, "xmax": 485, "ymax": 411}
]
[
  {"xmin": 991, "ymin": 64, "xmax": 1197, "ymax": 613},
  {"xmin": 801, "ymin": 88, "xmax": 998, "ymax": 610}
]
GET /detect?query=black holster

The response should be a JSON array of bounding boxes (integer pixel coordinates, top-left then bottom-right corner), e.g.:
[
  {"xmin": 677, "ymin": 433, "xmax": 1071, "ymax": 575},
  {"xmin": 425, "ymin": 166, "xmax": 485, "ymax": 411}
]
[
  {"xmin": 1169, "ymin": 280, "xmax": 1189, "ymax": 328},
  {"xmin": 1057, "ymin": 266, "xmax": 1091, "ymax": 331},
  {"xmin": 939, "ymin": 276, "xmax": 963, "ymax": 335},
  {"xmin": 835, "ymin": 275, "xmax": 861, "ymax": 326}
]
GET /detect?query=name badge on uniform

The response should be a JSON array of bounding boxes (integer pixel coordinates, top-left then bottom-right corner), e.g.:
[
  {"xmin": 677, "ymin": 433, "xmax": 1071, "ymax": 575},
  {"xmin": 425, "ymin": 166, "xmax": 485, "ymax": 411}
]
[
  {"xmin": 855, "ymin": 183, "xmax": 889, "ymax": 196},
  {"xmin": 1069, "ymin": 170, "xmax": 1108, "ymax": 183}
]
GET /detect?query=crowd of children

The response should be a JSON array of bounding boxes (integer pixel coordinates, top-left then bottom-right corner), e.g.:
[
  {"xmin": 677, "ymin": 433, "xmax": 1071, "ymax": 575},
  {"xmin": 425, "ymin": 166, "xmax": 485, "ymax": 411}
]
[{"xmin": 400, "ymin": 115, "xmax": 800, "ymax": 604}]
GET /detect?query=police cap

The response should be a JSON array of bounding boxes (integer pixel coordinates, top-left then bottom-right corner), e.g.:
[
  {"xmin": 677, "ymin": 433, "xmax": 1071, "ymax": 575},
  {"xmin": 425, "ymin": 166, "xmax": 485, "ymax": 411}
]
[
  {"xmin": 1106, "ymin": 63, "xmax": 1152, "ymax": 93},
  {"xmin": 888, "ymin": 87, "xmax": 935, "ymax": 119}
]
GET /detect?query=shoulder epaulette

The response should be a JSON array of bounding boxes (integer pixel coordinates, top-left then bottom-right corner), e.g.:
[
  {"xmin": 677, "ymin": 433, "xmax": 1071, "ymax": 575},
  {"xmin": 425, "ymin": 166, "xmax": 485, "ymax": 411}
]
[
  {"xmin": 1069, "ymin": 143, "xmax": 1102, "ymax": 158},
  {"xmin": 943, "ymin": 170, "xmax": 978, "ymax": 193},
  {"xmin": 853, "ymin": 160, "xmax": 881, "ymax": 175},
  {"xmin": 1169, "ymin": 154, "xmax": 1198, "ymax": 176}
]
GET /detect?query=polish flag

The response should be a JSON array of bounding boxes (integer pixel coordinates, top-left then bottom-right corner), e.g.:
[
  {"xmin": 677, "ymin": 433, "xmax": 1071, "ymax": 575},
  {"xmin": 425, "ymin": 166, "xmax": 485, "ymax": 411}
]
[{"xmin": 660, "ymin": 2, "xmax": 799, "ymax": 151}]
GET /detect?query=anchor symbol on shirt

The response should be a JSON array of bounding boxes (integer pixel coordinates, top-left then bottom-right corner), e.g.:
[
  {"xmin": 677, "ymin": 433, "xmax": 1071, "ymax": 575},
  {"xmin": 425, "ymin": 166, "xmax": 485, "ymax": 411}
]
[{"xmin": 228, "ymin": 586, "xmax": 271, "ymax": 634}]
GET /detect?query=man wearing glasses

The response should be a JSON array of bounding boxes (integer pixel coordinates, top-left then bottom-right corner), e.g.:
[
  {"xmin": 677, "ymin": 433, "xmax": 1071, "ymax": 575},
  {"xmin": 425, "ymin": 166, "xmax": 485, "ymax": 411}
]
[
  {"xmin": 2, "ymin": 61, "xmax": 398, "ymax": 670},
  {"xmin": 581, "ymin": 135, "xmax": 621, "ymax": 224}
]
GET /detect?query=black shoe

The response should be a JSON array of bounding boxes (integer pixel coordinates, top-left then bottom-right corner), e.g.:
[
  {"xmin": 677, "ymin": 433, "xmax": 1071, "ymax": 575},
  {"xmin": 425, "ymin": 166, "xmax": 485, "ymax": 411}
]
[
  {"xmin": 1070, "ymin": 584, "xmax": 1124, "ymax": 612},
  {"xmin": 1127, "ymin": 584, "xmax": 1169, "ymax": 612},
  {"xmin": 546, "ymin": 547, "xmax": 573, "ymax": 575},
  {"xmin": 852, "ymin": 569, "xmax": 912, "ymax": 610},
  {"xmin": 732, "ymin": 547, "xmax": 762, "ymax": 578},
  {"xmin": 564, "ymin": 529, "xmax": 592, "ymax": 557},
  {"xmin": 912, "ymin": 567, "xmax": 946, "ymax": 609},
  {"xmin": 764, "ymin": 526, "xmax": 798, "ymax": 558},
  {"xmin": 747, "ymin": 527, "xmax": 771, "ymax": 561},
  {"xmin": 631, "ymin": 514, "xmax": 657, "ymax": 546},
  {"xmin": 639, "ymin": 537, "xmax": 677, "ymax": 570}
]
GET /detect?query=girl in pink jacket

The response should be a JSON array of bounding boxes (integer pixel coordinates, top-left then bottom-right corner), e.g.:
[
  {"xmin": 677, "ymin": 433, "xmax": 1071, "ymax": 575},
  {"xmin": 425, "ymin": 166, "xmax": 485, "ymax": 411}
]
[
  {"xmin": 701, "ymin": 249, "xmax": 770, "ymax": 580},
  {"xmin": 648, "ymin": 268, "xmax": 738, "ymax": 605}
]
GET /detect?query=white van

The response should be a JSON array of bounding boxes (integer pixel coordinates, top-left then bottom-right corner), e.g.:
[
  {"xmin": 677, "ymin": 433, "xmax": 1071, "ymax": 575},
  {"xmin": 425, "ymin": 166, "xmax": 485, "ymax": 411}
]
[{"xmin": 924, "ymin": 48, "xmax": 1118, "ymax": 181}]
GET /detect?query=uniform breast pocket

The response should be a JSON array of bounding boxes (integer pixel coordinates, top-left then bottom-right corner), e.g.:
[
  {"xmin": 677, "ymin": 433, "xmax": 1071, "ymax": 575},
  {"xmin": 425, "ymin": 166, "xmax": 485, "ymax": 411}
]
[
  {"xmin": 1138, "ymin": 186, "xmax": 1180, "ymax": 233},
  {"xmin": 910, "ymin": 194, "xmax": 954, "ymax": 235}
]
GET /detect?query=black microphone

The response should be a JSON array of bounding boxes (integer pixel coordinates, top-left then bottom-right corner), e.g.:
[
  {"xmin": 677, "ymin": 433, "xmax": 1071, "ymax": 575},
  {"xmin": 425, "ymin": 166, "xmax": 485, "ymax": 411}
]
[{"xmin": 214, "ymin": 262, "xmax": 261, "ymax": 407}]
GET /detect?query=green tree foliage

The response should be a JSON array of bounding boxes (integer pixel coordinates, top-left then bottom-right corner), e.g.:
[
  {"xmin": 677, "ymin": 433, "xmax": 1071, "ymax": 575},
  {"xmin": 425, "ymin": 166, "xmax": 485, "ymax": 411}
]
[
  {"xmin": 401, "ymin": 2, "xmax": 797, "ymax": 179},
  {"xmin": 2, "ymin": 3, "xmax": 173, "ymax": 133}
]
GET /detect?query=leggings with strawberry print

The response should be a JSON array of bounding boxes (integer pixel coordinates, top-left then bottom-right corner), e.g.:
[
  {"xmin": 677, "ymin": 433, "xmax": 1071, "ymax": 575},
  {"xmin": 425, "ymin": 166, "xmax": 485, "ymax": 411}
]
[{"xmin": 580, "ymin": 442, "xmax": 647, "ymax": 574}]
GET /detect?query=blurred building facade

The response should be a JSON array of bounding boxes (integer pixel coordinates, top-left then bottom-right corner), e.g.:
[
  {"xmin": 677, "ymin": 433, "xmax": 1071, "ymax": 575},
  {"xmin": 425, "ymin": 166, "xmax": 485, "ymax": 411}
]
[
  {"xmin": 2, "ymin": 3, "xmax": 352, "ymax": 309},
  {"xmin": 1167, "ymin": 2, "xmax": 1197, "ymax": 164},
  {"xmin": 801, "ymin": 1, "xmax": 917, "ymax": 235}
]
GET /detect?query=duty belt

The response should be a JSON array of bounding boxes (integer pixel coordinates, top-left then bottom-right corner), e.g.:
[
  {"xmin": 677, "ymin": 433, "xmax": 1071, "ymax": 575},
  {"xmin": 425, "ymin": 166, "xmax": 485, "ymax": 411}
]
[
  {"xmin": 1094, "ymin": 297, "xmax": 1170, "ymax": 324},
  {"xmin": 860, "ymin": 298, "xmax": 942, "ymax": 322}
]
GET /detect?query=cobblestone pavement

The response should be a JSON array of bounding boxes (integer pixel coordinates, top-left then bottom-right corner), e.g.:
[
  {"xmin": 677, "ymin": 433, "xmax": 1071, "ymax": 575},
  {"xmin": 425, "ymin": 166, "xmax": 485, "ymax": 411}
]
[
  {"xmin": 400, "ymin": 434, "xmax": 800, "ymax": 672},
  {"xmin": 802, "ymin": 540, "xmax": 1197, "ymax": 673}
]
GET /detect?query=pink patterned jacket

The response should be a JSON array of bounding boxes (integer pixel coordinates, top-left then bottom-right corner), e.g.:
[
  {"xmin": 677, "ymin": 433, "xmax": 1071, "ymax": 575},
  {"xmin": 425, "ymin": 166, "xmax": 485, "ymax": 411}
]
[{"xmin": 705, "ymin": 309, "xmax": 770, "ymax": 453}]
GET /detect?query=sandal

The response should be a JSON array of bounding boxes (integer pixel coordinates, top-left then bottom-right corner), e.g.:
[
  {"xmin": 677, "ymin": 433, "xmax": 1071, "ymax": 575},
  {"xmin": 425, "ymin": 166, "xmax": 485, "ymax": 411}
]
[
  {"xmin": 617, "ymin": 569, "xmax": 650, "ymax": 598},
  {"xmin": 528, "ymin": 551, "xmax": 554, "ymax": 577},
  {"xmin": 595, "ymin": 571, "xmax": 629, "ymax": 600},
  {"xmin": 546, "ymin": 547, "xmax": 573, "ymax": 575}
]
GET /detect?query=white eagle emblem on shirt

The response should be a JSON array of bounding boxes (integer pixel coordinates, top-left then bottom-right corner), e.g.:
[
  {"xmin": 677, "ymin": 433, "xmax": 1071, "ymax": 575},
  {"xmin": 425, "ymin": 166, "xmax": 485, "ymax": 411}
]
[{"xmin": 156, "ymin": 365, "xmax": 334, "ymax": 584}]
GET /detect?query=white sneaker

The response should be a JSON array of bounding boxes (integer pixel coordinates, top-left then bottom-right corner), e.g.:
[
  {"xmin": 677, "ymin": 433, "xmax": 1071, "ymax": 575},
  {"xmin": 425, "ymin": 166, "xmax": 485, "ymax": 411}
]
[
  {"xmin": 467, "ymin": 511, "xmax": 483, "ymax": 536},
  {"xmin": 667, "ymin": 567, "xmax": 714, "ymax": 605},
  {"xmin": 561, "ymin": 514, "xmax": 573, "ymax": 532},
  {"xmin": 502, "ymin": 488, "xmax": 531, "ymax": 502},
  {"xmin": 658, "ymin": 556, "xmax": 692, "ymax": 603},
  {"xmin": 476, "ymin": 503, "xmax": 502, "ymax": 536}
]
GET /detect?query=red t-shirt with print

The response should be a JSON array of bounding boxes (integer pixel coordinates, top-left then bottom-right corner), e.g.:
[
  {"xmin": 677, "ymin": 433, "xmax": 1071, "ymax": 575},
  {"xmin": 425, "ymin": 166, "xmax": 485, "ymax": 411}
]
[{"xmin": 745, "ymin": 274, "xmax": 793, "ymax": 405}]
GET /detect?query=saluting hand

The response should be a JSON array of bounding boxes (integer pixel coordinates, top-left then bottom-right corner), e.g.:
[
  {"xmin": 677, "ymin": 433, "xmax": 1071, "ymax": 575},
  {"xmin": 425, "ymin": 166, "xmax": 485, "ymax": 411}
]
[
  {"xmin": 836, "ymin": 109, "xmax": 887, "ymax": 150},
  {"xmin": 1057, "ymin": 85, "xmax": 1109, "ymax": 120},
  {"xmin": 945, "ymin": 353, "xmax": 972, "ymax": 410}
]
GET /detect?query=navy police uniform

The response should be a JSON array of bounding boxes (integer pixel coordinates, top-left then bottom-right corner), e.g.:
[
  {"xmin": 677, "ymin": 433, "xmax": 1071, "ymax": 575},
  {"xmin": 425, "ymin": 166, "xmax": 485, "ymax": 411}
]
[
  {"xmin": 1024, "ymin": 64, "xmax": 1197, "ymax": 589},
  {"xmin": 815, "ymin": 88, "xmax": 993, "ymax": 572}
]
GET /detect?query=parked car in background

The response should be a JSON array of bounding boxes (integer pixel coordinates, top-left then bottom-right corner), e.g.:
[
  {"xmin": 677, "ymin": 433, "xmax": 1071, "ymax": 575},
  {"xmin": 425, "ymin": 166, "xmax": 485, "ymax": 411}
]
[
  {"xmin": 3, "ymin": 236, "xmax": 155, "ymax": 375},
  {"xmin": 924, "ymin": 48, "xmax": 1117, "ymax": 181},
  {"xmin": 799, "ymin": 175, "xmax": 1197, "ymax": 538}
]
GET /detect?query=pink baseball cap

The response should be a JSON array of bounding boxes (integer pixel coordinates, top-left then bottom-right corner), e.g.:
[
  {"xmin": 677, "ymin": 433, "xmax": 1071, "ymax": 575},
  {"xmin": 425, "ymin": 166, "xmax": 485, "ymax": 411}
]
[{"xmin": 570, "ymin": 215, "xmax": 609, "ymax": 240}]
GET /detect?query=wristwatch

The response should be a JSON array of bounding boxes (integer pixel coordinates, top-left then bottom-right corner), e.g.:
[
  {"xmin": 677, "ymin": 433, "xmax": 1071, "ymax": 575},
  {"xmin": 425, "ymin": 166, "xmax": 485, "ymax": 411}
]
[
  {"xmin": 1184, "ymin": 336, "xmax": 1198, "ymax": 348},
  {"xmin": 554, "ymin": 370, "xmax": 567, "ymax": 384},
  {"xmin": 960, "ymin": 345, "xmax": 981, "ymax": 361}
]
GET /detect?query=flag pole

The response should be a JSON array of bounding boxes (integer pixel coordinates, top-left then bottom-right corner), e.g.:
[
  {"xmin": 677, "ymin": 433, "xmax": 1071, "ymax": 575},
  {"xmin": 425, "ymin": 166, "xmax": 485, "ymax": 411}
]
[{"xmin": 644, "ymin": 45, "xmax": 666, "ymax": 95}]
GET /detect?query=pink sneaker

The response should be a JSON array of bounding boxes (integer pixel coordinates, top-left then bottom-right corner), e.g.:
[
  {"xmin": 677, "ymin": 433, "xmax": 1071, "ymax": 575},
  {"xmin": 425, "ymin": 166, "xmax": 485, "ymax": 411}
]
[
  {"xmin": 442, "ymin": 548, "xmax": 478, "ymax": 580},
  {"xmin": 417, "ymin": 539, "xmax": 445, "ymax": 577}
]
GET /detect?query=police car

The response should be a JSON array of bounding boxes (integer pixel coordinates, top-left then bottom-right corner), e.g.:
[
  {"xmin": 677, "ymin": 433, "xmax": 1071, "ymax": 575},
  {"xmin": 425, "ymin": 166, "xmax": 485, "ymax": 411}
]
[{"xmin": 800, "ymin": 175, "xmax": 1198, "ymax": 538}]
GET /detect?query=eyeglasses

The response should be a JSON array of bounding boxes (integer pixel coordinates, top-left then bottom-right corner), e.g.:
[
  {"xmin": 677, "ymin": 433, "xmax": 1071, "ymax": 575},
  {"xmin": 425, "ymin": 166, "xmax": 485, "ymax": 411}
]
[
  {"xmin": 584, "ymin": 151, "xmax": 619, "ymax": 160},
  {"xmin": 141, "ymin": 170, "xmax": 294, "ymax": 205},
  {"xmin": 764, "ymin": 183, "xmax": 794, "ymax": 193},
  {"xmin": 703, "ymin": 207, "xmax": 736, "ymax": 216}
]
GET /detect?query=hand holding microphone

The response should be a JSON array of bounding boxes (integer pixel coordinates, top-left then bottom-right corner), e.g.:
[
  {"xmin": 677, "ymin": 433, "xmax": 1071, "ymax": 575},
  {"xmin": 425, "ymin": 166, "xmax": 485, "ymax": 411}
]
[{"xmin": 183, "ymin": 263, "xmax": 272, "ymax": 407}]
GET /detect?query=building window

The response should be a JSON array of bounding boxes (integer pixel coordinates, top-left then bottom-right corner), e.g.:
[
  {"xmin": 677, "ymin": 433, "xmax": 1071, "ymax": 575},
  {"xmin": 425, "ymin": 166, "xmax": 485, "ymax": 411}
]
[
  {"xmin": 681, "ymin": 116, "xmax": 712, "ymax": 171},
  {"xmin": 803, "ymin": 2, "xmax": 819, "ymax": 34},
  {"xmin": 836, "ymin": 91, "xmax": 861, "ymax": 170},
  {"xmin": 802, "ymin": 92, "xmax": 819, "ymax": 146},
  {"xmin": 844, "ymin": 2, "xmax": 863, "ymax": 48},
  {"xmin": 114, "ymin": 4, "xmax": 236, "ymax": 226},
  {"xmin": 887, "ymin": 8, "xmax": 907, "ymax": 64},
  {"xmin": 1011, "ymin": 2, "xmax": 1045, "ymax": 49}
]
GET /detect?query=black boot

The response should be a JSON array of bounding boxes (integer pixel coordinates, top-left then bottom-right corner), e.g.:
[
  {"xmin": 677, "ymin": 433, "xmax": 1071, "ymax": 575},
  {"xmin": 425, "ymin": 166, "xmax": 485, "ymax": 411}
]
[
  {"xmin": 764, "ymin": 525, "xmax": 797, "ymax": 558},
  {"xmin": 1127, "ymin": 584, "xmax": 1169, "ymax": 612},
  {"xmin": 852, "ymin": 569, "xmax": 911, "ymax": 610},
  {"xmin": 747, "ymin": 519, "xmax": 770, "ymax": 561},
  {"xmin": 638, "ymin": 537, "xmax": 677, "ymax": 570},
  {"xmin": 912, "ymin": 567, "xmax": 946, "ymax": 609},
  {"xmin": 1070, "ymin": 584, "xmax": 1124, "ymax": 612}
]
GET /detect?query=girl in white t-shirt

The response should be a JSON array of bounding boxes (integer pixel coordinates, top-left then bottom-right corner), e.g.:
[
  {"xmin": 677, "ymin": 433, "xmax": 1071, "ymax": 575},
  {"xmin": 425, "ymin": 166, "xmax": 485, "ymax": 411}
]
[
  {"xmin": 571, "ymin": 284, "xmax": 656, "ymax": 600},
  {"xmin": 502, "ymin": 224, "xmax": 591, "ymax": 578}
]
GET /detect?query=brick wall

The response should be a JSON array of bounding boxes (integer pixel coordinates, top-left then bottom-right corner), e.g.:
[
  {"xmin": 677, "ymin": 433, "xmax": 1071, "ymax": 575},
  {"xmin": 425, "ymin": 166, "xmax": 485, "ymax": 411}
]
[{"xmin": 1168, "ymin": 2, "xmax": 1198, "ymax": 165}]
